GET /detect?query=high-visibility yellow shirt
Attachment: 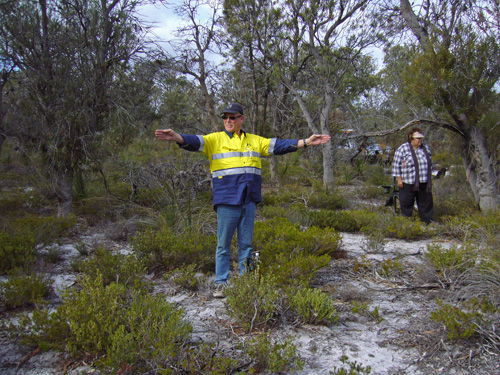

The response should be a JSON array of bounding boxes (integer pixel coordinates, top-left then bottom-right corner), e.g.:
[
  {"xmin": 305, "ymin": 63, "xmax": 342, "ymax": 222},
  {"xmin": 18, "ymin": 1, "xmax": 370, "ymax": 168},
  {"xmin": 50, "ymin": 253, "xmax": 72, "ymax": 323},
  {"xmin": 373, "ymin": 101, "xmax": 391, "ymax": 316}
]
[{"xmin": 180, "ymin": 130, "xmax": 299, "ymax": 207}]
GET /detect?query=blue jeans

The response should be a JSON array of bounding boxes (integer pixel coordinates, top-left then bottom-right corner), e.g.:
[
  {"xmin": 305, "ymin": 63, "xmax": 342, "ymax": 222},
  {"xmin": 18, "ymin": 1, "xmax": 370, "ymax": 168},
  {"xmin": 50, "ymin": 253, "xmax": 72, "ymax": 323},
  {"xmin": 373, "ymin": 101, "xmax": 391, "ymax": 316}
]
[{"xmin": 215, "ymin": 202, "xmax": 256, "ymax": 284}]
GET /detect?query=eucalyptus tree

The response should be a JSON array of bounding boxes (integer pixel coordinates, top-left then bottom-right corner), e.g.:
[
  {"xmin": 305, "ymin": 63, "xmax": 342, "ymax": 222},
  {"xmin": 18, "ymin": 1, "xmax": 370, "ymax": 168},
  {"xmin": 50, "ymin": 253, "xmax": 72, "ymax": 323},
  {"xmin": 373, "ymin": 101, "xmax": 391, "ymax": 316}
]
[
  {"xmin": 381, "ymin": 0, "xmax": 500, "ymax": 212},
  {"xmin": 222, "ymin": 0, "xmax": 285, "ymax": 137},
  {"xmin": 163, "ymin": 0, "xmax": 224, "ymax": 132},
  {"xmin": 225, "ymin": 0, "xmax": 381, "ymax": 189},
  {"xmin": 0, "ymin": 0, "xmax": 146, "ymax": 216},
  {"xmin": 0, "ymin": 56, "xmax": 15, "ymax": 153}
]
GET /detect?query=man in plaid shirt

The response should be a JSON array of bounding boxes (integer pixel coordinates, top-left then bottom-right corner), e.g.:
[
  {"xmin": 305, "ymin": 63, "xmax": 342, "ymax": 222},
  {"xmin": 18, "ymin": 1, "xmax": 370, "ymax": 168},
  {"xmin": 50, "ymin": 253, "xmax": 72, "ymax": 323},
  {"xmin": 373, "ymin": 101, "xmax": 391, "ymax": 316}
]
[{"xmin": 392, "ymin": 127, "xmax": 433, "ymax": 223}]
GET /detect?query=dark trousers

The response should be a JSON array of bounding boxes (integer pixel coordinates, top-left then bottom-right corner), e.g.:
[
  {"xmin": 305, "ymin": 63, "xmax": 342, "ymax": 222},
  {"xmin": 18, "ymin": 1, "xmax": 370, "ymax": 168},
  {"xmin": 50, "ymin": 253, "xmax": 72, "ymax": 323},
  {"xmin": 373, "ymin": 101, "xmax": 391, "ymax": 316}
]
[{"xmin": 399, "ymin": 182, "xmax": 433, "ymax": 223}]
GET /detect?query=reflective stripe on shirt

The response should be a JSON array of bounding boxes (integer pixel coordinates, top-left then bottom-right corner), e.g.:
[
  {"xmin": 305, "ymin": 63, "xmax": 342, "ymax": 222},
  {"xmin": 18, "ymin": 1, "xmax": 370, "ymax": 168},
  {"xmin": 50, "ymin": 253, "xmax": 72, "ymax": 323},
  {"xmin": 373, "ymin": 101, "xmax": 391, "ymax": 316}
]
[{"xmin": 212, "ymin": 167, "xmax": 262, "ymax": 178}]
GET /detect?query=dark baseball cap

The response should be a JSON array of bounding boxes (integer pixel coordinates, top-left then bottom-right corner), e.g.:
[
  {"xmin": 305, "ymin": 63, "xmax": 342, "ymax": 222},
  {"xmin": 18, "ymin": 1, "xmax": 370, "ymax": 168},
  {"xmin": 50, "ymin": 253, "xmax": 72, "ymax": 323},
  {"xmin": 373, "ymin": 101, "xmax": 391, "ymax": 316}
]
[{"xmin": 221, "ymin": 103, "xmax": 244, "ymax": 115}]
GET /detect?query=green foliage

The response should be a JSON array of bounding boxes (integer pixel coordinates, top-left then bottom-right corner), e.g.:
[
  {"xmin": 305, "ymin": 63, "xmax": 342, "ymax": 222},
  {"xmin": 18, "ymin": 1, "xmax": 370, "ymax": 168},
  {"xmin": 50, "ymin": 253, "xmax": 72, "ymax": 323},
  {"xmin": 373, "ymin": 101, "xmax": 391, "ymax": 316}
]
[
  {"xmin": 258, "ymin": 203, "xmax": 312, "ymax": 227},
  {"xmin": 267, "ymin": 252, "xmax": 331, "ymax": 287},
  {"xmin": 78, "ymin": 247, "xmax": 145, "ymax": 288},
  {"xmin": 44, "ymin": 246, "xmax": 64, "ymax": 264},
  {"xmin": 307, "ymin": 190, "xmax": 349, "ymax": 210},
  {"xmin": 378, "ymin": 258, "xmax": 405, "ymax": 278},
  {"xmin": 254, "ymin": 218, "xmax": 341, "ymax": 259},
  {"xmin": 351, "ymin": 301, "xmax": 383, "ymax": 324},
  {"xmin": 225, "ymin": 272, "xmax": 283, "ymax": 332},
  {"xmin": 180, "ymin": 343, "xmax": 241, "ymax": 374},
  {"xmin": 0, "ymin": 188, "xmax": 42, "ymax": 214},
  {"xmin": 9, "ymin": 214, "xmax": 76, "ymax": 245},
  {"xmin": 245, "ymin": 333, "xmax": 304, "ymax": 374},
  {"xmin": 384, "ymin": 216, "xmax": 426, "ymax": 240},
  {"xmin": 431, "ymin": 298, "xmax": 497, "ymax": 341},
  {"xmin": 309, "ymin": 210, "xmax": 362, "ymax": 232},
  {"xmin": 262, "ymin": 187, "xmax": 348, "ymax": 211},
  {"xmin": 0, "ymin": 230, "xmax": 36, "ymax": 272},
  {"xmin": 253, "ymin": 218, "xmax": 340, "ymax": 286},
  {"xmin": 165, "ymin": 263, "xmax": 207, "ymax": 291},
  {"xmin": 0, "ymin": 213, "xmax": 76, "ymax": 273},
  {"xmin": 131, "ymin": 226, "xmax": 216, "ymax": 272},
  {"xmin": 226, "ymin": 271, "xmax": 338, "ymax": 332},
  {"xmin": 105, "ymin": 292, "xmax": 193, "ymax": 371},
  {"xmin": 14, "ymin": 273, "xmax": 193, "ymax": 373},
  {"xmin": 330, "ymin": 355, "xmax": 372, "ymax": 375},
  {"xmin": 289, "ymin": 287, "xmax": 338, "ymax": 324},
  {"xmin": 425, "ymin": 243, "xmax": 477, "ymax": 281},
  {"xmin": 1, "ymin": 271, "xmax": 52, "ymax": 309}
]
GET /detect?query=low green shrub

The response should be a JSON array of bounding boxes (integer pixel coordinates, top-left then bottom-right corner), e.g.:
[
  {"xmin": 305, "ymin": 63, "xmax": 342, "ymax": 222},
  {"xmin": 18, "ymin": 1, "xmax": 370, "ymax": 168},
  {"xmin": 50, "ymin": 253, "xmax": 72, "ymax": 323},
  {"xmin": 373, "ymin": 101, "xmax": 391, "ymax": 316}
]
[
  {"xmin": 258, "ymin": 203, "xmax": 312, "ymax": 227},
  {"xmin": 289, "ymin": 287, "xmax": 338, "ymax": 324},
  {"xmin": 262, "ymin": 187, "xmax": 347, "ymax": 211},
  {"xmin": 0, "ymin": 230, "xmax": 36, "ymax": 272},
  {"xmin": 270, "ymin": 252, "xmax": 331, "ymax": 287},
  {"xmin": 431, "ymin": 298, "xmax": 498, "ymax": 341},
  {"xmin": 384, "ymin": 216, "xmax": 426, "ymax": 240},
  {"xmin": 1, "ymin": 271, "xmax": 52, "ymax": 309},
  {"xmin": 351, "ymin": 301, "xmax": 383, "ymax": 323},
  {"xmin": 253, "ymin": 218, "xmax": 341, "ymax": 286},
  {"xmin": 14, "ymin": 273, "xmax": 193, "ymax": 373},
  {"xmin": 78, "ymin": 247, "xmax": 145, "ymax": 288},
  {"xmin": 10, "ymin": 214, "xmax": 76, "ymax": 245},
  {"xmin": 309, "ymin": 210, "xmax": 361, "ymax": 232},
  {"xmin": 307, "ymin": 190, "xmax": 349, "ymax": 210},
  {"xmin": 378, "ymin": 257, "xmax": 405, "ymax": 278},
  {"xmin": 331, "ymin": 355, "xmax": 372, "ymax": 375},
  {"xmin": 131, "ymin": 226, "xmax": 216, "ymax": 272},
  {"xmin": 226, "ymin": 271, "xmax": 338, "ymax": 332},
  {"xmin": 225, "ymin": 272, "xmax": 283, "ymax": 332},
  {"xmin": 165, "ymin": 263, "xmax": 207, "ymax": 291},
  {"xmin": 245, "ymin": 333, "xmax": 304, "ymax": 374},
  {"xmin": 105, "ymin": 292, "xmax": 193, "ymax": 371},
  {"xmin": 425, "ymin": 242, "xmax": 477, "ymax": 282},
  {"xmin": 254, "ymin": 218, "xmax": 341, "ymax": 259}
]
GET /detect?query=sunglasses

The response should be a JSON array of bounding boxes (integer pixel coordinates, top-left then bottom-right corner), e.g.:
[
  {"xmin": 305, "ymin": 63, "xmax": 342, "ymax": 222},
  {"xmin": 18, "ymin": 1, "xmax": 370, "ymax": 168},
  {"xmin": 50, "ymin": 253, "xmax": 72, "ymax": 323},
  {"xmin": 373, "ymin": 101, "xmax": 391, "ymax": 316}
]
[{"xmin": 222, "ymin": 115, "xmax": 242, "ymax": 120}]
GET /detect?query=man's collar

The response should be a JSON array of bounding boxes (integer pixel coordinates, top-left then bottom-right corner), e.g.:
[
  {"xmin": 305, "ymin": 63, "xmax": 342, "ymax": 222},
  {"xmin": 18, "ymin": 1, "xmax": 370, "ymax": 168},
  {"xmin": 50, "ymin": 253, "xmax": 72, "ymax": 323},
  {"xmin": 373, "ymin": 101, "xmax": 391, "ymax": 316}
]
[{"xmin": 224, "ymin": 129, "xmax": 246, "ymax": 138}]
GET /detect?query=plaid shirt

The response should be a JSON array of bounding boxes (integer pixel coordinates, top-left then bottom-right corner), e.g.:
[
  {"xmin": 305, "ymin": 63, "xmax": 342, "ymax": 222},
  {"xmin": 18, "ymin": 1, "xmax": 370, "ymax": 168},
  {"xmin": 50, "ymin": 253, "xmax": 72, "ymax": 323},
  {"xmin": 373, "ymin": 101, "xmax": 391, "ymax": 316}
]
[{"xmin": 391, "ymin": 142, "xmax": 432, "ymax": 184}]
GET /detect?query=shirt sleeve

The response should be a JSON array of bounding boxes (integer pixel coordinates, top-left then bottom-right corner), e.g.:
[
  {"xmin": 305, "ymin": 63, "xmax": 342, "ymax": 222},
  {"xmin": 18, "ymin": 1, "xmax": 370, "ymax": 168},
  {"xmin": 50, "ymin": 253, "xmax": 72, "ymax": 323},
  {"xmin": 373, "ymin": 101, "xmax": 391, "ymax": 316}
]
[
  {"xmin": 270, "ymin": 138, "xmax": 300, "ymax": 155},
  {"xmin": 178, "ymin": 134, "xmax": 203, "ymax": 152},
  {"xmin": 391, "ymin": 145, "xmax": 405, "ymax": 177}
]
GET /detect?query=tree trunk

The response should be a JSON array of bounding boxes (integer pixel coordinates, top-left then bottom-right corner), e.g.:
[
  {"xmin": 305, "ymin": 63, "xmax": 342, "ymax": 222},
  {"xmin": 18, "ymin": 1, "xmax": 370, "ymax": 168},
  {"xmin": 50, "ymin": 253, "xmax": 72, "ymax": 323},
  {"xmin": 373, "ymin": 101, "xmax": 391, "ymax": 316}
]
[
  {"xmin": 468, "ymin": 128, "xmax": 498, "ymax": 212},
  {"xmin": 322, "ymin": 141, "xmax": 335, "ymax": 190},
  {"xmin": 269, "ymin": 156, "xmax": 278, "ymax": 184},
  {"xmin": 56, "ymin": 168, "xmax": 73, "ymax": 217}
]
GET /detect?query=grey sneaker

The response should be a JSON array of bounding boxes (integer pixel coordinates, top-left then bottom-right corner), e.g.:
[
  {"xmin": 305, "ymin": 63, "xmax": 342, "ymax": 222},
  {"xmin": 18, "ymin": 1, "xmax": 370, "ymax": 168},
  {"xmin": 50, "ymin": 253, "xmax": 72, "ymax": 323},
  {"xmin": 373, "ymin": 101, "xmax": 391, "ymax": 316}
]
[{"xmin": 213, "ymin": 283, "xmax": 227, "ymax": 298}]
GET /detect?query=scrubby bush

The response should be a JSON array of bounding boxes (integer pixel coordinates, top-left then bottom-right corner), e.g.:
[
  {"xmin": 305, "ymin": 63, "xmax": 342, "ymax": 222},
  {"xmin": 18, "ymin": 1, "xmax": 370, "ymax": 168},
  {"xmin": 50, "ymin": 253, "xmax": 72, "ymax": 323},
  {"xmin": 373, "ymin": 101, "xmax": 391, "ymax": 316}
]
[
  {"xmin": 1, "ymin": 271, "xmax": 52, "ymax": 309},
  {"xmin": 289, "ymin": 287, "xmax": 338, "ymax": 324},
  {"xmin": 261, "ymin": 186, "xmax": 348, "ymax": 211},
  {"xmin": 226, "ymin": 271, "xmax": 338, "ymax": 332},
  {"xmin": 225, "ymin": 272, "xmax": 283, "ymax": 331},
  {"xmin": 309, "ymin": 210, "xmax": 361, "ymax": 232},
  {"xmin": 165, "ymin": 263, "xmax": 207, "ymax": 292},
  {"xmin": 0, "ymin": 230, "xmax": 36, "ymax": 272},
  {"xmin": 384, "ymin": 216, "xmax": 427, "ymax": 240},
  {"xmin": 253, "ymin": 218, "xmax": 341, "ymax": 285},
  {"xmin": 77, "ymin": 247, "xmax": 146, "ymax": 288},
  {"xmin": 266, "ymin": 252, "xmax": 331, "ymax": 287},
  {"xmin": 351, "ymin": 301, "xmax": 383, "ymax": 323},
  {"xmin": 10, "ymin": 215, "xmax": 76, "ymax": 245},
  {"xmin": 14, "ymin": 273, "xmax": 193, "ymax": 373},
  {"xmin": 425, "ymin": 242, "xmax": 477, "ymax": 283},
  {"xmin": 245, "ymin": 333, "xmax": 304, "ymax": 373},
  {"xmin": 131, "ymin": 226, "xmax": 216, "ymax": 272},
  {"xmin": 258, "ymin": 203, "xmax": 312, "ymax": 227},
  {"xmin": 431, "ymin": 298, "xmax": 498, "ymax": 341},
  {"xmin": 254, "ymin": 217, "xmax": 341, "ymax": 258},
  {"xmin": 331, "ymin": 355, "xmax": 372, "ymax": 375},
  {"xmin": 307, "ymin": 190, "xmax": 349, "ymax": 210}
]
